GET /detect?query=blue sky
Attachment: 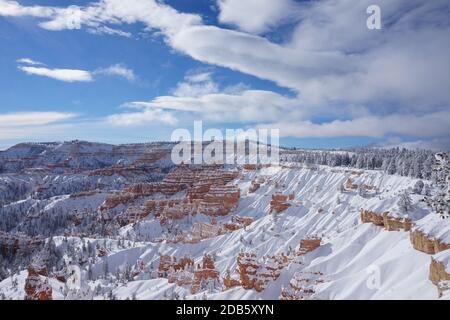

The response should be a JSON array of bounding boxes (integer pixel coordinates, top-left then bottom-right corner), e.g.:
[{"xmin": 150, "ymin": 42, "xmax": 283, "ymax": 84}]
[{"xmin": 0, "ymin": 0, "xmax": 449, "ymax": 150}]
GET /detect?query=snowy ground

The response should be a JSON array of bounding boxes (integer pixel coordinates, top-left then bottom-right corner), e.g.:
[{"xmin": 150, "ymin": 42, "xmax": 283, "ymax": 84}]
[{"xmin": 0, "ymin": 164, "xmax": 446, "ymax": 300}]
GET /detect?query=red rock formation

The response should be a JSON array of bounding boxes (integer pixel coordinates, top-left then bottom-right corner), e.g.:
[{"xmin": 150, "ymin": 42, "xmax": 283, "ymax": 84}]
[
  {"xmin": 297, "ymin": 238, "xmax": 321, "ymax": 255},
  {"xmin": 249, "ymin": 181, "xmax": 260, "ymax": 193},
  {"xmin": 249, "ymin": 177, "xmax": 265, "ymax": 193},
  {"xmin": 24, "ymin": 265, "xmax": 53, "ymax": 300},
  {"xmin": 280, "ymin": 271, "xmax": 324, "ymax": 300},
  {"xmin": 158, "ymin": 255, "xmax": 194, "ymax": 277},
  {"xmin": 198, "ymin": 185, "xmax": 240, "ymax": 216},
  {"xmin": 97, "ymin": 247, "xmax": 108, "ymax": 257},
  {"xmin": 223, "ymin": 269, "xmax": 241, "ymax": 290},
  {"xmin": 100, "ymin": 192, "xmax": 138, "ymax": 211},
  {"xmin": 360, "ymin": 209, "xmax": 385, "ymax": 226},
  {"xmin": 361, "ymin": 210, "xmax": 412, "ymax": 231},
  {"xmin": 191, "ymin": 254, "xmax": 220, "ymax": 294},
  {"xmin": 223, "ymin": 216, "xmax": 254, "ymax": 232},
  {"xmin": 383, "ymin": 213, "xmax": 412, "ymax": 231},
  {"xmin": 116, "ymin": 206, "xmax": 152, "ymax": 226},
  {"xmin": 235, "ymin": 252, "xmax": 290, "ymax": 292},
  {"xmin": 191, "ymin": 223, "xmax": 223, "ymax": 240},
  {"xmin": 88, "ymin": 164, "xmax": 160, "ymax": 177},
  {"xmin": 69, "ymin": 190, "xmax": 99, "ymax": 198},
  {"xmin": 0, "ymin": 231, "xmax": 44, "ymax": 257},
  {"xmin": 410, "ymin": 230, "xmax": 450, "ymax": 254},
  {"xmin": 270, "ymin": 193, "xmax": 294, "ymax": 213},
  {"xmin": 237, "ymin": 252, "xmax": 262, "ymax": 291},
  {"xmin": 345, "ymin": 178, "xmax": 358, "ymax": 190},
  {"xmin": 243, "ymin": 164, "xmax": 270, "ymax": 171},
  {"xmin": 257, "ymin": 254, "xmax": 289, "ymax": 290},
  {"xmin": 168, "ymin": 269, "xmax": 194, "ymax": 286},
  {"xmin": 102, "ymin": 166, "xmax": 240, "ymax": 226},
  {"xmin": 429, "ymin": 257, "xmax": 450, "ymax": 298},
  {"xmin": 429, "ymin": 258, "xmax": 450, "ymax": 285}
]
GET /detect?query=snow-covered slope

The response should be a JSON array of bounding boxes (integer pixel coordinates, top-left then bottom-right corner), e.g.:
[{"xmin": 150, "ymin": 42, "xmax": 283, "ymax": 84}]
[{"xmin": 0, "ymin": 144, "xmax": 448, "ymax": 300}]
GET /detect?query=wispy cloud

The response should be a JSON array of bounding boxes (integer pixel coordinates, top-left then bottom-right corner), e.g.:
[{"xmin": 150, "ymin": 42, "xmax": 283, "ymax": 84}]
[
  {"xmin": 18, "ymin": 65, "xmax": 93, "ymax": 82},
  {"xmin": 0, "ymin": 111, "xmax": 77, "ymax": 127},
  {"xmin": 94, "ymin": 64, "xmax": 136, "ymax": 82},
  {"xmin": 106, "ymin": 108, "xmax": 178, "ymax": 126},
  {"xmin": 17, "ymin": 59, "xmax": 135, "ymax": 83},
  {"xmin": 0, "ymin": 111, "xmax": 78, "ymax": 140},
  {"xmin": 16, "ymin": 57, "xmax": 45, "ymax": 66},
  {"xmin": 217, "ymin": 0, "xmax": 300, "ymax": 34},
  {"xmin": 2, "ymin": 0, "xmax": 450, "ymax": 146},
  {"xmin": 172, "ymin": 71, "xmax": 218, "ymax": 97}
]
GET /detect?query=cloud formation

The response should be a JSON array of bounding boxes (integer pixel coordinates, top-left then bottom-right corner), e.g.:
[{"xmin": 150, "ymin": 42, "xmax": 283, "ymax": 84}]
[
  {"xmin": 2, "ymin": 0, "xmax": 450, "ymax": 146},
  {"xmin": 94, "ymin": 64, "xmax": 136, "ymax": 82},
  {"xmin": 0, "ymin": 111, "xmax": 77, "ymax": 140},
  {"xmin": 18, "ymin": 65, "xmax": 93, "ymax": 82},
  {"xmin": 217, "ymin": 0, "xmax": 300, "ymax": 34},
  {"xmin": 106, "ymin": 108, "xmax": 178, "ymax": 126},
  {"xmin": 17, "ymin": 58, "xmax": 135, "ymax": 82}
]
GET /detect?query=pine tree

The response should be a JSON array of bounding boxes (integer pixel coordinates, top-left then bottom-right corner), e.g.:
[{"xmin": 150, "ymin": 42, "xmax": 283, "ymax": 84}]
[{"xmin": 398, "ymin": 191, "xmax": 413, "ymax": 214}]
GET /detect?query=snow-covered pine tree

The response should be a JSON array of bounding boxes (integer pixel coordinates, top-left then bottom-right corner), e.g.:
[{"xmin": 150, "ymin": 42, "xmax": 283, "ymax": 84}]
[{"xmin": 398, "ymin": 191, "xmax": 413, "ymax": 214}]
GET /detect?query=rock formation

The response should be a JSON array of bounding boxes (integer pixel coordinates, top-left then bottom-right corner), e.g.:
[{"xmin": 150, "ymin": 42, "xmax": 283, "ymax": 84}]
[
  {"xmin": 360, "ymin": 209, "xmax": 385, "ymax": 226},
  {"xmin": 270, "ymin": 193, "xmax": 294, "ymax": 213},
  {"xmin": 280, "ymin": 271, "xmax": 325, "ymax": 300},
  {"xmin": 197, "ymin": 185, "xmax": 240, "ymax": 216},
  {"xmin": 191, "ymin": 254, "xmax": 220, "ymax": 294},
  {"xmin": 24, "ymin": 265, "xmax": 53, "ymax": 300},
  {"xmin": 410, "ymin": 230, "xmax": 450, "ymax": 254},
  {"xmin": 297, "ymin": 238, "xmax": 321, "ymax": 255},
  {"xmin": 237, "ymin": 252, "xmax": 262, "ymax": 291},
  {"xmin": 345, "ymin": 178, "xmax": 358, "ymax": 190}
]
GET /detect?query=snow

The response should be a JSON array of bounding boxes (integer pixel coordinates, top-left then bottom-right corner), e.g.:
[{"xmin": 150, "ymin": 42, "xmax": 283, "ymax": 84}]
[
  {"xmin": 1, "ymin": 149, "xmax": 448, "ymax": 300},
  {"xmin": 414, "ymin": 214, "xmax": 450, "ymax": 245}
]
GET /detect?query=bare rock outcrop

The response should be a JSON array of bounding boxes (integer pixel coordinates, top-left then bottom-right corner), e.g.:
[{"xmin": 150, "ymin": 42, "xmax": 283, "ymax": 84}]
[
  {"xmin": 270, "ymin": 193, "xmax": 294, "ymax": 213},
  {"xmin": 297, "ymin": 238, "xmax": 321, "ymax": 255},
  {"xmin": 361, "ymin": 209, "xmax": 412, "ymax": 231},
  {"xmin": 383, "ymin": 213, "xmax": 412, "ymax": 231},
  {"xmin": 411, "ymin": 230, "xmax": 450, "ymax": 254},
  {"xmin": 360, "ymin": 210, "xmax": 385, "ymax": 226},
  {"xmin": 24, "ymin": 265, "xmax": 53, "ymax": 300},
  {"xmin": 280, "ymin": 271, "xmax": 325, "ymax": 300},
  {"xmin": 191, "ymin": 254, "xmax": 220, "ymax": 294},
  {"xmin": 197, "ymin": 185, "xmax": 240, "ymax": 216},
  {"xmin": 429, "ymin": 257, "xmax": 450, "ymax": 285}
]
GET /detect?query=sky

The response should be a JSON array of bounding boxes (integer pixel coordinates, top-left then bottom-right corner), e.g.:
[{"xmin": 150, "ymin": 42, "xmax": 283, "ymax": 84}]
[{"xmin": 0, "ymin": 0, "xmax": 449, "ymax": 150}]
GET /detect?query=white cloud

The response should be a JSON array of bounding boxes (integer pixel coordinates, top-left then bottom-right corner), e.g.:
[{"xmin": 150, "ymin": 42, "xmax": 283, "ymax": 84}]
[
  {"xmin": 16, "ymin": 58, "xmax": 45, "ymax": 66},
  {"xmin": 17, "ymin": 59, "xmax": 136, "ymax": 83},
  {"xmin": 94, "ymin": 63, "xmax": 136, "ymax": 81},
  {"xmin": 0, "ymin": 0, "xmax": 54, "ymax": 17},
  {"xmin": 121, "ymin": 89, "xmax": 303, "ymax": 124},
  {"xmin": 2, "ymin": 0, "xmax": 450, "ymax": 145},
  {"xmin": 217, "ymin": 0, "xmax": 299, "ymax": 34},
  {"xmin": 4, "ymin": 0, "xmax": 450, "ymax": 108},
  {"xmin": 172, "ymin": 72, "xmax": 218, "ymax": 97},
  {"xmin": 18, "ymin": 66, "xmax": 93, "ymax": 82},
  {"xmin": 185, "ymin": 72, "xmax": 213, "ymax": 83},
  {"xmin": 0, "ymin": 0, "xmax": 202, "ymax": 36},
  {"xmin": 106, "ymin": 108, "xmax": 177, "ymax": 126},
  {"xmin": 0, "ymin": 111, "xmax": 77, "ymax": 127},
  {"xmin": 0, "ymin": 111, "xmax": 77, "ymax": 140},
  {"xmin": 257, "ymin": 111, "xmax": 450, "ymax": 139}
]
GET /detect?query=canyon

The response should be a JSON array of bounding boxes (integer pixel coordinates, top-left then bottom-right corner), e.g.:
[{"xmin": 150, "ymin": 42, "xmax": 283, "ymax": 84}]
[{"xmin": 0, "ymin": 141, "xmax": 448, "ymax": 300}]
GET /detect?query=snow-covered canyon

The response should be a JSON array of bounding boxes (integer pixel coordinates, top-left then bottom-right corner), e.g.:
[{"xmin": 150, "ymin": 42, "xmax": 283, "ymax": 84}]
[{"xmin": 0, "ymin": 141, "xmax": 448, "ymax": 300}]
